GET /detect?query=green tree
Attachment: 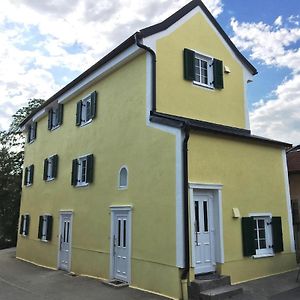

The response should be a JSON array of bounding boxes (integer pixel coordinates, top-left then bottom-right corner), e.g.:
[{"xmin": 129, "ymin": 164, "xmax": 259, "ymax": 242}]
[{"xmin": 0, "ymin": 98, "xmax": 44, "ymax": 248}]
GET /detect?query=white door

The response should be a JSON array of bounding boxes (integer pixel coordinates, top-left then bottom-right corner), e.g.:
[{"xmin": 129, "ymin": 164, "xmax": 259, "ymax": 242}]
[
  {"xmin": 194, "ymin": 193, "xmax": 216, "ymax": 274},
  {"xmin": 58, "ymin": 213, "xmax": 72, "ymax": 271},
  {"xmin": 112, "ymin": 212, "xmax": 130, "ymax": 282}
]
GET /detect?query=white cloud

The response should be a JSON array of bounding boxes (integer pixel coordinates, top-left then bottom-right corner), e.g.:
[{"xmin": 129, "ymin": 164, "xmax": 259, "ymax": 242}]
[
  {"xmin": 231, "ymin": 17, "xmax": 300, "ymax": 145},
  {"xmin": 0, "ymin": 0, "xmax": 223, "ymax": 130}
]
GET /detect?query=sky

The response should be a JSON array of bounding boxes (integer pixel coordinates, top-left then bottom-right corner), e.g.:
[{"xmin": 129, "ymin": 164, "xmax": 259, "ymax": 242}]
[{"xmin": 0, "ymin": 0, "xmax": 299, "ymax": 145}]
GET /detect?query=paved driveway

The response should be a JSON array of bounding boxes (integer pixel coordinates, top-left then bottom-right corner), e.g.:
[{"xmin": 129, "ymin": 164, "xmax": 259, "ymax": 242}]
[{"xmin": 0, "ymin": 248, "xmax": 168, "ymax": 300}]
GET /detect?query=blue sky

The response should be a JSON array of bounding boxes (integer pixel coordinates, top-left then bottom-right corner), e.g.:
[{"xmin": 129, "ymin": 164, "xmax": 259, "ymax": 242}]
[{"xmin": 0, "ymin": 0, "xmax": 299, "ymax": 144}]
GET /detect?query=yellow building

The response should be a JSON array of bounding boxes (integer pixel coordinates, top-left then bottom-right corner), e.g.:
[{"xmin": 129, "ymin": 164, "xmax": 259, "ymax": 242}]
[{"xmin": 17, "ymin": 1, "xmax": 296, "ymax": 299}]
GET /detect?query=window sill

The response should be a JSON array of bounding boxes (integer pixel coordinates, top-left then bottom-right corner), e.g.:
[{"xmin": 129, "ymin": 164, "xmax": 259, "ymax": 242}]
[
  {"xmin": 118, "ymin": 186, "xmax": 128, "ymax": 190},
  {"xmin": 28, "ymin": 140, "xmax": 35, "ymax": 144},
  {"xmin": 252, "ymin": 253, "xmax": 274, "ymax": 259},
  {"xmin": 193, "ymin": 81, "xmax": 214, "ymax": 90},
  {"xmin": 25, "ymin": 183, "xmax": 33, "ymax": 187},
  {"xmin": 40, "ymin": 239, "xmax": 49, "ymax": 243},
  {"xmin": 80, "ymin": 119, "xmax": 92, "ymax": 127},
  {"xmin": 50, "ymin": 125, "xmax": 60, "ymax": 131},
  {"xmin": 75, "ymin": 183, "xmax": 89, "ymax": 188},
  {"xmin": 46, "ymin": 178, "xmax": 55, "ymax": 182}
]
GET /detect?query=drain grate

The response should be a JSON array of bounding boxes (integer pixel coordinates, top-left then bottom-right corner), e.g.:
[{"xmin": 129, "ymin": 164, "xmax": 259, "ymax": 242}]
[{"xmin": 105, "ymin": 279, "xmax": 129, "ymax": 288}]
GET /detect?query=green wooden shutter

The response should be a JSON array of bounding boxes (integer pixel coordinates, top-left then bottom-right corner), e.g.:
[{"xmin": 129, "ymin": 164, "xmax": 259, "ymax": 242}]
[
  {"xmin": 48, "ymin": 110, "xmax": 52, "ymax": 130},
  {"xmin": 27, "ymin": 125, "xmax": 31, "ymax": 143},
  {"xmin": 183, "ymin": 48, "xmax": 195, "ymax": 81},
  {"xmin": 46, "ymin": 216, "xmax": 53, "ymax": 241},
  {"xmin": 43, "ymin": 159, "xmax": 48, "ymax": 181},
  {"xmin": 213, "ymin": 58, "xmax": 224, "ymax": 89},
  {"xmin": 29, "ymin": 165, "xmax": 34, "ymax": 184},
  {"xmin": 241, "ymin": 217, "xmax": 256, "ymax": 256},
  {"xmin": 58, "ymin": 104, "xmax": 64, "ymax": 125},
  {"xmin": 272, "ymin": 216, "xmax": 284, "ymax": 253},
  {"xmin": 71, "ymin": 159, "xmax": 78, "ymax": 186},
  {"xmin": 19, "ymin": 215, "xmax": 24, "ymax": 235},
  {"xmin": 32, "ymin": 122, "xmax": 37, "ymax": 140},
  {"xmin": 86, "ymin": 154, "xmax": 94, "ymax": 183},
  {"xmin": 91, "ymin": 91, "xmax": 97, "ymax": 119},
  {"xmin": 76, "ymin": 101, "xmax": 82, "ymax": 126},
  {"xmin": 24, "ymin": 167, "xmax": 28, "ymax": 186},
  {"xmin": 24, "ymin": 215, "xmax": 30, "ymax": 236},
  {"xmin": 52, "ymin": 155, "xmax": 58, "ymax": 178},
  {"xmin": 38, "ymin": 216, "xmax": 43, "ymax": 239}
]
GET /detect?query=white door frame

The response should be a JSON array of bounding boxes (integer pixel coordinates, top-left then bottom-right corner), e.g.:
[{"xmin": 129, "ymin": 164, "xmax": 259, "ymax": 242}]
[
  {"xmin": 109, "ymin": 205, "xmax": 132, "ymax": 283},
  {"xmin": 189, "ymin": 183, "xmax": 224, "ymax": 273},
  {"xmin": 57, "ymin": 210, "xmax": 73, "ymax": 272}
]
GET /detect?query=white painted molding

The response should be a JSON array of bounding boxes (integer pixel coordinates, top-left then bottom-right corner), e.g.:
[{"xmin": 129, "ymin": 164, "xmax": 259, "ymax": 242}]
[
  {"xmin": 109, "ymin": 205, "xmax": 133, "ymax": 211},
  {"xmin": 189, "ymin": 183, "xmax": 223, "ymax": 190},
  {"xmin": 281, "ymin": 150, "xmax": 296, "ymax": 252},
  {"xmin": 248, "ymin": 212, "xmax": 272, "ymax": 217}
]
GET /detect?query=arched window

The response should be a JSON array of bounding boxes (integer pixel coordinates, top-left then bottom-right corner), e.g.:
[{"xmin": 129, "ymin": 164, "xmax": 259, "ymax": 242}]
[{"xmin": 119, "ymin": 166, "xmax": 128, "ymax": 188}]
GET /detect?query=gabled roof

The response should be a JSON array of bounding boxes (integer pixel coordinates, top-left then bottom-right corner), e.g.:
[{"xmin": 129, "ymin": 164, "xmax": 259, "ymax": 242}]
[
  {"xmin": 287, "ymin": 145, "xmax": 300, "ymax": 173},
  {"xmin": 20, "ymin": 0, "xmax": 257, "ymax": 127}
]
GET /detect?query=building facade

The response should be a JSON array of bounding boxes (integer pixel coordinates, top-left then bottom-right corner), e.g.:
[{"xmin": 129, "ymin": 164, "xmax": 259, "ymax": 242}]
[{"xmin": 17, "ymin": 1, "xmax": 296, "ymax": 299}]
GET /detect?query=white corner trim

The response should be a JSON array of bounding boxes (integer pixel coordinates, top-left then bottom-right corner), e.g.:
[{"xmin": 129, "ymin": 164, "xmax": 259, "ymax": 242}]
[
  {"xmin": 144, "ymin": 52, "xmax": 184, "ymax": 268},
  {"xmin": 189, "ymin": 182, "xmax": 223, "ymax": 190},
  {"xmin": 281, "ymin": 150, "xmax": 295, "ymax": 253}
]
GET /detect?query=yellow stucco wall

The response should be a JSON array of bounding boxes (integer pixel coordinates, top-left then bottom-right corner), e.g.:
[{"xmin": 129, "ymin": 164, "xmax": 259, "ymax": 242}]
[
  {"xmin": 156, "ymin": 12, "xmax": 247, "ymax": 129},
  {"xmin": 188, "ymin": 131, "xmax": 296, "ymax": 283},
  {"xmin": 17, "ymin": 54, "xmax": 181, "ymax": 299}
]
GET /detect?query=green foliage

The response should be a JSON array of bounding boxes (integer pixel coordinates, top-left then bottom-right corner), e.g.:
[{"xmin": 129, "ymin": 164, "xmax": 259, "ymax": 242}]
[{"xmin": 0, "ymin": 98, "xmax": 45, "ymax": 249}]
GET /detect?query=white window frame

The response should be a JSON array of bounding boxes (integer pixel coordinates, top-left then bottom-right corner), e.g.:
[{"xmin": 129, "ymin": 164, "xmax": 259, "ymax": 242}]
[
  {"xmin": 193, "ymin": 52, "xmax": 214, "ymax": 89},
  {"xmin": 40, "ymin": 215, "xmax": 51, "ymax": 242},
  {"xmin": 118, "ymin": 166, "xmax": 128, "ymax": 189},
  {"xmin": 45, "ymin": 156, "xmax": 55, "ymax": 181},
  {"xmin": 25, "ymin": 165, "xmax": 33, "ymax": 186},
  {"xmin": 28, "ymin": 124, "xmax": 35, "ymax": 143},
  {"xmin": 50, "ymin": 106, "xmax": 60, "ymax": 130},
  {"xmin": 80, "ymin": 95, "xmax": 92, "ymax": 126},
  {"xmin": 76, "ymin": 155, "xmax": 89, "ymax": 187},
  {"xmin": 21, "ymin": 214, "xmax": 29, "ymax": 236},
  {"xmin": 249, "ymin": 213, "xmax": 274, "ymax": 258}
]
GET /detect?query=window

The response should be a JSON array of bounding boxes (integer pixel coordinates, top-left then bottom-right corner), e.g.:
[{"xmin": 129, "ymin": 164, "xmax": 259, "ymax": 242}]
[
  {"xmin": 119, "ymin": 166, "xmax": 128, "ymax": 189},
  {"xmin": 48, "ymin": 104, "xmax": 63, "ymax": 130},
  {"xmin": 38, "ymin": 215, "xmax": 53, "ymax": 241},
  {"xmin": 76, "ymin": 91, "xmax": 97, "ymax": 126},
  {"xmin": 24, "ymin": 165, "xmax": 34, "ymax": 186},
  {"xmin": 183, "ymin": 48, "xmax": 224, "ymax": 89},
  {"xmin": 27, "ymin": 122, "xmax": 37, "ymax": 143},
  {"xmin": 43, "ymin": 155, "xmax": 58, "ymax": 181},
  {"xmin": 19, "ymin": 214, "xmax": 30, "ymax": 236},
  {"xmin": 242, "ymin": 215, "xmax": 284, "ymax": 257},
  {"xmin": 71, "ymin": 154, "xmax": 94, "ymax": 186}
]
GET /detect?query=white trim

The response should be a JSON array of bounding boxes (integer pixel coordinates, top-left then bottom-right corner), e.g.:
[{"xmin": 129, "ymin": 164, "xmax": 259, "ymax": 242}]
[
  {"xmin": 189, "ymin": 183, "xmax": 223, "ymax": 190},
  {"xmin": 189, "ymin": 184, "xmax": 224, "ymax": 270},
  {"xmin": 32, "ymin": 109, "xmax": 46, "ymax": 122},
  {"xmin": 57, "ymin": 211, "xmax": 73, "ymax": 272},
  {"xmin": 253, "ymin": 254, "xmax": 275, "ymax": 259},
  {"xmin": 248, "ymin": 212, "xmax": 272, "ymax": 217},
  {"xmin": 281, "ymin": 150, "xmax": 296, "ymax": 252},
  {"xmin": 118, "ymin": 165, "xmax": 129, "ymax": 190},
  {"xmin": 109, "ymin": 206, "xmax": 132, "ymax": 283},
  {"xmin": 21, "ymin": 45, "xmax": 142, "ymax": 129},
  {"xmin": 144, "ymin": 52, "xmax": 185, "ymax": 268}
]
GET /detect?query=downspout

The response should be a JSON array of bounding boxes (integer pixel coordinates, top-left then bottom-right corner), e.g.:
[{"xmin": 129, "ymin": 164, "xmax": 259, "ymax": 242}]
[{"xmin": 135, "ymin": 32, "xmax": 190, "ymax": 299}]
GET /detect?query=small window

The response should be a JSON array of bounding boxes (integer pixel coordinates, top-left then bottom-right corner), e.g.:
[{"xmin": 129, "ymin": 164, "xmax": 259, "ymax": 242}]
[
  {"xmin": 253, "ymin": 216, "xmax": 273, "ymax": 256},
  {"xmin": 38, "ymin": 215, "xmax": 53, "ymax": 241},
  {"xmin": 27, "ymin": 122, "xmax": 37, "ymax": 143},
  {"xmin": 119, "ymin": 166, "xmax": 128, "ymax": 189},
  {"xmin": 71, "ymin": 154, "xmax": 94, "ymax": 187},
  {"xmin": 183, "ymin": 48, "xmax": 224, "ymax": 89},
  {"xmin": 76, "ymin": 91, "xmax": 97, "ymax": 126},
  {"xmin": 43, "ymin": 155, "xmax": 58, "ymax": 181},
  {"xmin": 19, "ymin": 214, "xmax": 30, "ymax": 236},
  {"xmin": 48, "ymin": 104, "xmax": 63, "ymax": 130},
  {"xmin": 24, "ymin": 165, "xmax": 34, "ymax": 186}
]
